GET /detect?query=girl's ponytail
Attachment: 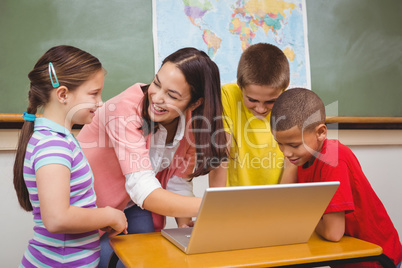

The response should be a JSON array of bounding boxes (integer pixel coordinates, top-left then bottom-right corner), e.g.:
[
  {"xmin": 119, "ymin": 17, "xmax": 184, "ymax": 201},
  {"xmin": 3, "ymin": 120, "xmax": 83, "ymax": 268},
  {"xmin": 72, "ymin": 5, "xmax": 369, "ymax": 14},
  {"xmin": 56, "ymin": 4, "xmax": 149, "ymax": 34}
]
[
  {"xmin": 14, "ymin": 70, "xmax": 49, "ymax": 211},
  {"xmin": 13, "ymin": 107, "xmax": 37, "ymax": 211}
]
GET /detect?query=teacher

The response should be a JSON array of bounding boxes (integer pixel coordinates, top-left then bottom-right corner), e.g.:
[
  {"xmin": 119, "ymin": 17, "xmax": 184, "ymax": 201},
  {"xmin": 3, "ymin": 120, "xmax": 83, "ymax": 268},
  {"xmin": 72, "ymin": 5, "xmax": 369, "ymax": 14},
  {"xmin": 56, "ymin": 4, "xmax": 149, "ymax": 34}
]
[{"xmin": 77, "ymin": 47, "xmax": 227, "ymax": 267}]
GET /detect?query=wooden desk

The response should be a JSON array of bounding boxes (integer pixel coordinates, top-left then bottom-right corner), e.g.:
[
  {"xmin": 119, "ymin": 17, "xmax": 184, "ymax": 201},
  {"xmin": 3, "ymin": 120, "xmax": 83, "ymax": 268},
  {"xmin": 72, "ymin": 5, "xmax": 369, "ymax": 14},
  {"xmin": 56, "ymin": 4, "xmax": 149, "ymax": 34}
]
[{"xmin": 109, "ymin": 232, "xmax": 383, "ymax": 268}]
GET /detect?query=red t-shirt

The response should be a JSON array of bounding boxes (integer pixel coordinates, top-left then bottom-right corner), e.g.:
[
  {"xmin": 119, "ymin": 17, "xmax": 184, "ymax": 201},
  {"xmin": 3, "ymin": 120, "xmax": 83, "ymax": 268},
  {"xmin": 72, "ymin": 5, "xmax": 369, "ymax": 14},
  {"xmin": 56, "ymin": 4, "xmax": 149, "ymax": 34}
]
[{"xmin": 298, "ymin": 139, "xmax": 402, "ymax": 267}]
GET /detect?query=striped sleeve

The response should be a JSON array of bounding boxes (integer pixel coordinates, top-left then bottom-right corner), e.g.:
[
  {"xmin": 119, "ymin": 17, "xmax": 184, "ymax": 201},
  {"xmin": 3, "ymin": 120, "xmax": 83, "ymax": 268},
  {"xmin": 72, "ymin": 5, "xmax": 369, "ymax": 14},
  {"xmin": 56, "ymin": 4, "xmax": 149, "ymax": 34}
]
[{"xmin": 33, "ymin": 135, "xmax": 73, "ymax": 172}]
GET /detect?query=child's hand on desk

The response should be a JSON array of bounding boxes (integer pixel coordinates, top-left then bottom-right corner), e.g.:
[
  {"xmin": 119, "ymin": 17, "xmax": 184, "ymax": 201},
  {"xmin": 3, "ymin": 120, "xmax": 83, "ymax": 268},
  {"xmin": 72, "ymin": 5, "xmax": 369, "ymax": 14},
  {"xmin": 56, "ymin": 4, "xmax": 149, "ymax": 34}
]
[
  {"xmin": 101, "ymin": 206, "xmax": 128, "ymax": 237},
  {"xmin": 106, "ymin": 226, "xmax": 128, "ymax": 238}
]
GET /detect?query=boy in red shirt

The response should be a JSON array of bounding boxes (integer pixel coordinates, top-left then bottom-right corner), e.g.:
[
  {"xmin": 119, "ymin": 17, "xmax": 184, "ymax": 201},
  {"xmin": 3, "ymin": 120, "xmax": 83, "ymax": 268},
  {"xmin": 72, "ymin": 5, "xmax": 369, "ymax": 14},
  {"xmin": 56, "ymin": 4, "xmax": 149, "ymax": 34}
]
[{"xmin": 270, "ymin": 88, "xmax": 402, "ymax": 268}]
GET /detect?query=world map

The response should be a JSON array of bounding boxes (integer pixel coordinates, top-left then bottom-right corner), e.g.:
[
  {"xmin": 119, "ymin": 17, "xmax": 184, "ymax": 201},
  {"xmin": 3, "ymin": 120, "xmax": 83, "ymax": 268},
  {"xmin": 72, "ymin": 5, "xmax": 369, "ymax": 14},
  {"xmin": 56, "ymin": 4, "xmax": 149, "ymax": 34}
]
[{"xmin": 154, "ymin": 0, "xmax": 310, "ymax": 87}]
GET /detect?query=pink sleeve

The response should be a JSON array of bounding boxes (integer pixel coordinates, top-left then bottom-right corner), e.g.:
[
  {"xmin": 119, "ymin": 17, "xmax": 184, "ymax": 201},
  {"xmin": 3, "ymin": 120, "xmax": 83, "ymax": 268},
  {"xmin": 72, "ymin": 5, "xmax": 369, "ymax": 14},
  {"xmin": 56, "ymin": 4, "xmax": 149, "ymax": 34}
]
[{"xmin": 104, "ymin": 84, "xmax": 153, "ymax": 175}]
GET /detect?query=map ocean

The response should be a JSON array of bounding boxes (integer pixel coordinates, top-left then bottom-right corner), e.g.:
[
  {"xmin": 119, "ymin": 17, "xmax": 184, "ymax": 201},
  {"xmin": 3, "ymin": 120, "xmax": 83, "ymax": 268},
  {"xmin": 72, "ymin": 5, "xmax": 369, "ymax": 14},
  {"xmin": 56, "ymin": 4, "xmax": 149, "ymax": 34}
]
[{"xmin": 154, "ymin": 0, "xmax": 310, "ymax": 88}]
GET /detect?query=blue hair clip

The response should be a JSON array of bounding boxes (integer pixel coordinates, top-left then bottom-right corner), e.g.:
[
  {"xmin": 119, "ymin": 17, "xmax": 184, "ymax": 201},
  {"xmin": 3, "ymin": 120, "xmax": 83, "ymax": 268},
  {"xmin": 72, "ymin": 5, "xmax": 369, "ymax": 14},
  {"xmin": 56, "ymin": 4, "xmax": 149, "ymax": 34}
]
[
  {"xmin": 22, "ymin": 111, "xmax": 36, "ymax": 122},
  {"xmin": 48, "ymin": 62, "xmax": 60, "ymax": 88}
]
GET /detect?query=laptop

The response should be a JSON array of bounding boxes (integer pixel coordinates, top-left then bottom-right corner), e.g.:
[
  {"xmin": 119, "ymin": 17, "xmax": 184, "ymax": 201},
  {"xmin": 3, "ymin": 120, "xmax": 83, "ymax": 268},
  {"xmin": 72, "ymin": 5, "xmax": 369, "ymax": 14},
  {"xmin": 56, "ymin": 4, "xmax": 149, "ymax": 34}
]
[{"xmin": 161, "ymin": 181, "xmax": 339, "ymax": 254}]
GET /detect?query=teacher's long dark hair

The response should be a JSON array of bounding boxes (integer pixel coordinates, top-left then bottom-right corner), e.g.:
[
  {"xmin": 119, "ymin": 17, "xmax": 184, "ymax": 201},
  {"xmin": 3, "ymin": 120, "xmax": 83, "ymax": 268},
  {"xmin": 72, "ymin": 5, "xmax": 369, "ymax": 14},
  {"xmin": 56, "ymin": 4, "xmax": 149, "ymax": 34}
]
[{"xmin": 140, "ymin": 47, "xmax": 227, "ymax": 178}]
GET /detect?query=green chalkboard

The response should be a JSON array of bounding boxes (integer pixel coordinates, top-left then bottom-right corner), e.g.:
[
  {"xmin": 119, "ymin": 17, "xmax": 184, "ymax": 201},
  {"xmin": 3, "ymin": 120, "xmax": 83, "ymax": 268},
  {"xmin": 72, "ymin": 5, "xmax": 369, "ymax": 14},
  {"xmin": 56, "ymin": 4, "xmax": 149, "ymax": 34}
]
[
  {"xmin": 0, "ymin": 0, "xmax": 154, "ymax": 114},
  {"xmin": 306, "ymin": 0, "xmax": 402, "ymax": 117},
  {"xmin": 1, "ymin": 0, "xmax": 401, "ymax": 117}
]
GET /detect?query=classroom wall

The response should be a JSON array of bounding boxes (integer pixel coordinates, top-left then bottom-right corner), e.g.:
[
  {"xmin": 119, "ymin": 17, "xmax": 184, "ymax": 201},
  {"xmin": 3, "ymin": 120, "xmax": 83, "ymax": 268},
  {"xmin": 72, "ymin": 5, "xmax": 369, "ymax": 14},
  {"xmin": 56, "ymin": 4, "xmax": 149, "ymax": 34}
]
[{"xmin": 1, "ymin": 130, "xmax": 402, "ymax": 267}]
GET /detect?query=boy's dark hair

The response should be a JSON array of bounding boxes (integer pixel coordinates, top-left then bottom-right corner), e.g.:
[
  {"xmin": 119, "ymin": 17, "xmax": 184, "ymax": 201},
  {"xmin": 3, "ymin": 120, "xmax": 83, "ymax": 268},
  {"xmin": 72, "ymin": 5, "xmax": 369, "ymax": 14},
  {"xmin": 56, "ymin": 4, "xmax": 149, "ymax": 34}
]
[
  {"xmin": 237, "ymin": 43, "xmax": 290, "ymax": 90},
  {"xmin": 270, "ymin": 88, "xmax": 326, "ymax": 132}
]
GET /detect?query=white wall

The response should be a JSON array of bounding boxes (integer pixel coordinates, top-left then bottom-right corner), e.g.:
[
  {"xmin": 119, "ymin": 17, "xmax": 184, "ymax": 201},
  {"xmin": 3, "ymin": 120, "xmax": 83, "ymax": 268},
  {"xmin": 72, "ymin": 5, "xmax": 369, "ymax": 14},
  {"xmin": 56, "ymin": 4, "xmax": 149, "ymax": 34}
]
[
  {"xmin": 349, "ymin": 145, "xmax": 402, "ymax": 233},
  {"xmin": 0, "ymin": 151, "xmax": 34, "ymax": 267},
  {"xmin": 1, "ymin": 131, "xmax": 402, "ymax": 267}
]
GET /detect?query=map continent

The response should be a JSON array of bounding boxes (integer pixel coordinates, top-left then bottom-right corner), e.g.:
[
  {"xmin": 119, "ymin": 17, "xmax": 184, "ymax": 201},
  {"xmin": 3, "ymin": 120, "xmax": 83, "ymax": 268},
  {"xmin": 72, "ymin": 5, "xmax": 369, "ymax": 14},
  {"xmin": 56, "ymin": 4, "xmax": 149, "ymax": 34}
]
[{"xmin": 155, "ymin": 0, "xmax": 310, "ymax": 87}]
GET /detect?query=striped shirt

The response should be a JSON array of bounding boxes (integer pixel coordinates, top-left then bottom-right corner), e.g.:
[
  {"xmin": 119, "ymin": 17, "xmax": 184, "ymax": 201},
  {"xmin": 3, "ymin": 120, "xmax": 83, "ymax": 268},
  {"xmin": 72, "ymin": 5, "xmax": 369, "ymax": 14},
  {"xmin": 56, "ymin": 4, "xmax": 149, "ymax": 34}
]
[{"xmin": 20, "ymin": 118, "xmax": 100, "ymax": 268}]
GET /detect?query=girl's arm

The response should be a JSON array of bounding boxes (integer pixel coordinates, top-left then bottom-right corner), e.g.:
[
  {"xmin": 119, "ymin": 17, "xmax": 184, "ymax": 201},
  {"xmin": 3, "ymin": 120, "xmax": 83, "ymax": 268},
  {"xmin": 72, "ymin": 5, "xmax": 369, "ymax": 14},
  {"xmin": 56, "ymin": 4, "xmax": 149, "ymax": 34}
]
[
  {"xmin": 36, "ymin": 164, "xmax": 127, "ymax": 236},
  {"xmin": 315, "ymin": 211, "xmax": 345, "ymax": 242}
]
